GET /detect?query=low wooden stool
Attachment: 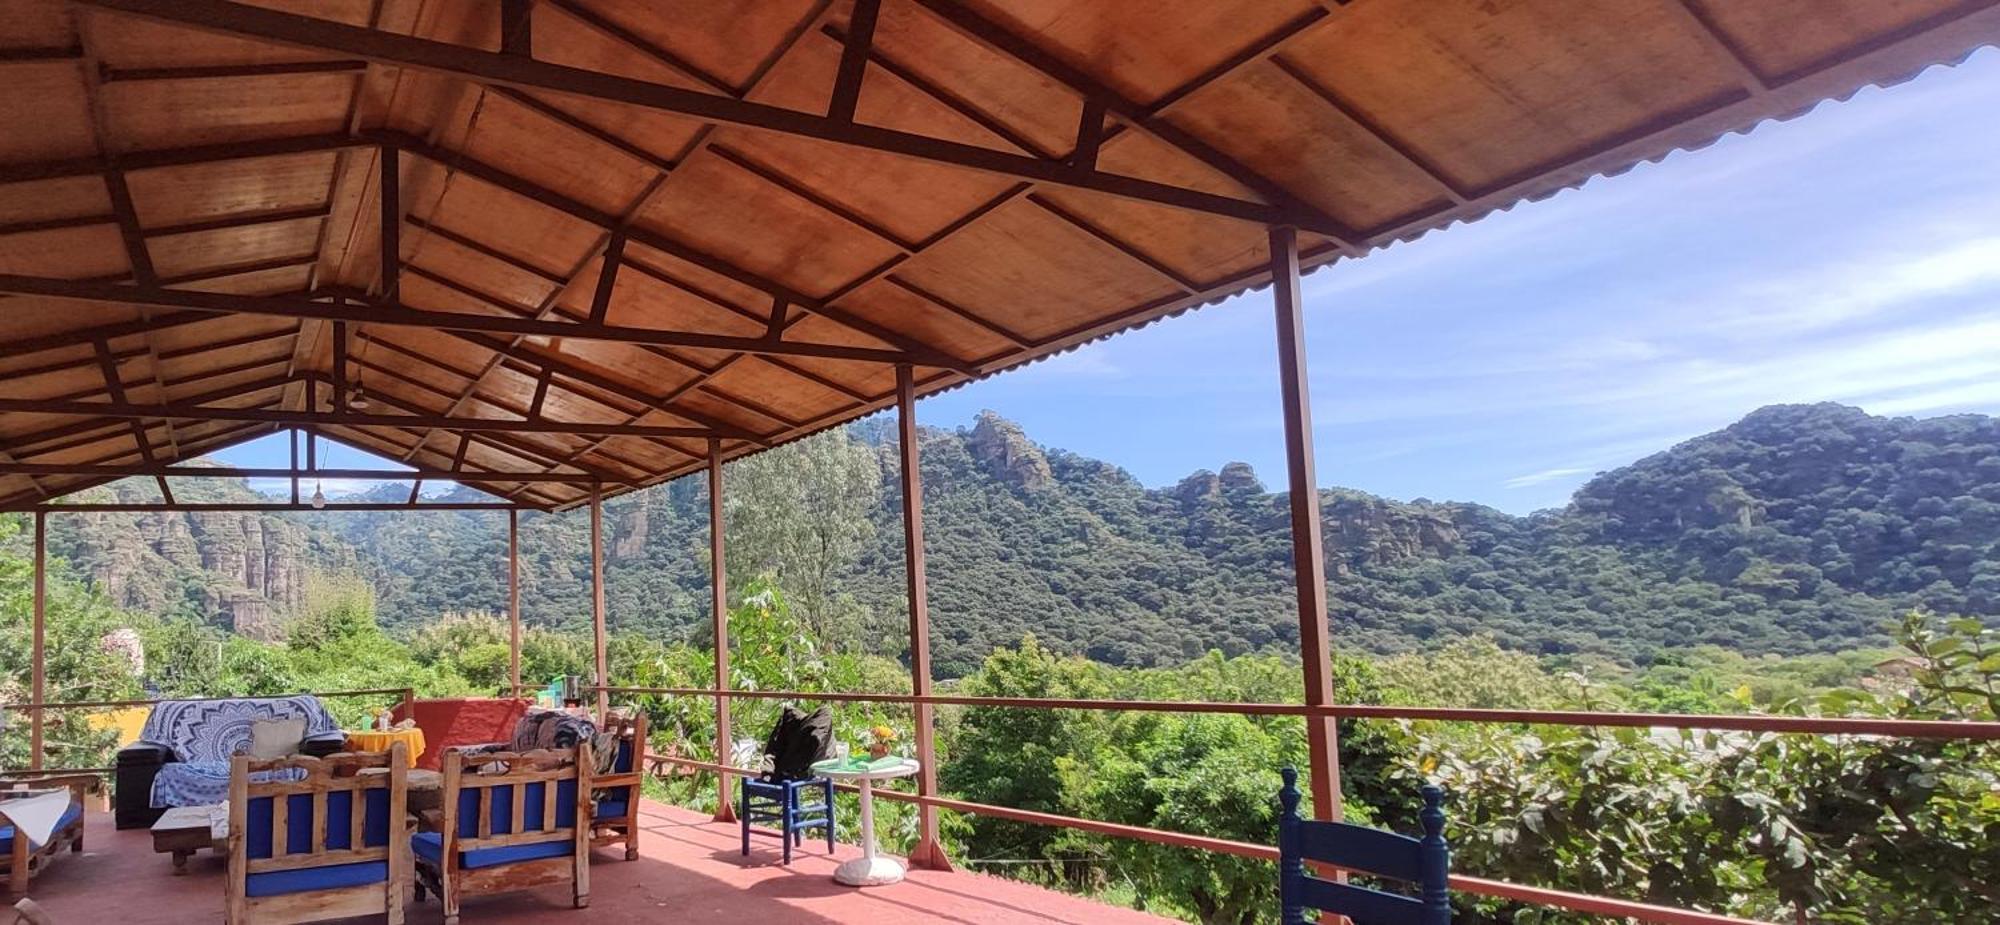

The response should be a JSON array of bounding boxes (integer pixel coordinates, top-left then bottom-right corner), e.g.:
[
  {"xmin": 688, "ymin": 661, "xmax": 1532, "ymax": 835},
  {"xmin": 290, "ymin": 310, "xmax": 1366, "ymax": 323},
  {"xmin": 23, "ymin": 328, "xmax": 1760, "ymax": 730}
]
[{"xmin": 150, "ymin": 804, "xmax": 225, "ymax": 874}]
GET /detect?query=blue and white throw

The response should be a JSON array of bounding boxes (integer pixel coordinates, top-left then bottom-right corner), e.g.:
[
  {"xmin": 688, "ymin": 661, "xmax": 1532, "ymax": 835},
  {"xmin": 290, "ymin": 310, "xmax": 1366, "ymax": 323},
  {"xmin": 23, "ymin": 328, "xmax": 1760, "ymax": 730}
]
[{"xmin": 141, "ymin": 696, "xmax": 344, "ymax": 808}]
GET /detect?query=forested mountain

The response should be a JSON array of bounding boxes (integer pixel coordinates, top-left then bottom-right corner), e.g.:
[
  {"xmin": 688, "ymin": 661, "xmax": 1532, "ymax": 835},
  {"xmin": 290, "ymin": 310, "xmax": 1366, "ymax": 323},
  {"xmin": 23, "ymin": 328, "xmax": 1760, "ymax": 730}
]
[{"xmin": 37, "ymin": 403, "xmax": 1999, "ymax": 676}]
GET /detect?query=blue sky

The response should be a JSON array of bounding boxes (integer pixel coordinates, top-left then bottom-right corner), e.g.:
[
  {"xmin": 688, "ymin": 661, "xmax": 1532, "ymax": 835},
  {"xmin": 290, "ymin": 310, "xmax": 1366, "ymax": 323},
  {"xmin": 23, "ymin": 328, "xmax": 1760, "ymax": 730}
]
[
  {"xmin": 224, "ymin": 51, "xmax": 2000, "ymax": 512},
  {"xmin": 920, "ymin": 50, "xmax": 2000, "ymax": 513}
]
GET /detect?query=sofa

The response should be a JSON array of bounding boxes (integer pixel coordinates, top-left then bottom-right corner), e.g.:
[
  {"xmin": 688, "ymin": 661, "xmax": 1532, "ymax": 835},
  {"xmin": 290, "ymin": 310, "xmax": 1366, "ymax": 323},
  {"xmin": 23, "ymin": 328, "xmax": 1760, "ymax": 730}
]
[{"xmin": 114, "ymin": 695, "xmax": 345, "ymax": 829}]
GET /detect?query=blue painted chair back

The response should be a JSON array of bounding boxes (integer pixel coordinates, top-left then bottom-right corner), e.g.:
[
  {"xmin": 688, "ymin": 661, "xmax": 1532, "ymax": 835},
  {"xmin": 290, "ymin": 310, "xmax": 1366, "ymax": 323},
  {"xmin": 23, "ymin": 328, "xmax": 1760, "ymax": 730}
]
[{"xmin": 1277, "ymin": 767, "xmax": 1449, "ymax": 925}]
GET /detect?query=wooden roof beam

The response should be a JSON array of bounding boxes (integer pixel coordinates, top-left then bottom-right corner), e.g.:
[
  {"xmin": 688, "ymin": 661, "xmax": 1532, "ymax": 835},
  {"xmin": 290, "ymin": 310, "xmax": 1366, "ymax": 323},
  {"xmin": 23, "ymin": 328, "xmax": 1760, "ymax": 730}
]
[
  {"xmin": 1, "ymin": 373, "xmax": 293, "ymax": 456},
  {"xmin": 0, "ymin": 463, "xmax": 625, "ymax": 484},
  {"xmin": 0, "ymin": 394, "xmax": 742, "ymax": 439},
  {"xmin": 0, "ymin": 274, "xmax": 952, "ymax": 367},
  {"xmin": 145, "ymin": 204, "xmax": 332, "ymax": 238},
  {"xmin": 339, "ymin": 357, "xmax": 677, "ymax": 473},
  {"xmin": 904, "ymin": 0, "xmax": 1359, "ymax": 248},
  {"xmin": 0, "ymin": 133, "xmax": 363, "ymax": 184},
  {"xmin": 76, "ymin": 0, "xmax": 1332, "ymax": 236},
  {"xmin": 381, "ymin": 132, "xmax": 976, "ymax": 373},
  {"xmin": 443, "ymin": 330, "xmax": 770, "ymax": 444},
  {"xmin": 370, "ymin": 267, "xmax": 780, "ymax": 444}
]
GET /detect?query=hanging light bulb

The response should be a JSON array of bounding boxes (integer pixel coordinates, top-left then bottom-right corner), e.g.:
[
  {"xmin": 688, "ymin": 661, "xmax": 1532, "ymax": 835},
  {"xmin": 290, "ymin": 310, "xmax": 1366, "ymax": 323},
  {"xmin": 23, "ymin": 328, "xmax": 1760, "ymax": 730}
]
[{"xmin": 311, "ymin": 480, "xmax": 326, "ymax": 510}]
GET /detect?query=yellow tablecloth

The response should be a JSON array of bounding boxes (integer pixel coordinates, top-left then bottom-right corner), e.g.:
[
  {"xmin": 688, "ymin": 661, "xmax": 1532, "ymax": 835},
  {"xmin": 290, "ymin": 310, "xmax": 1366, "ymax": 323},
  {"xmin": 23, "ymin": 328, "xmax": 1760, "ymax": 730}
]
[{"xmin": 344, "ymin": 728, "xmax": 426, "ymax": 764}]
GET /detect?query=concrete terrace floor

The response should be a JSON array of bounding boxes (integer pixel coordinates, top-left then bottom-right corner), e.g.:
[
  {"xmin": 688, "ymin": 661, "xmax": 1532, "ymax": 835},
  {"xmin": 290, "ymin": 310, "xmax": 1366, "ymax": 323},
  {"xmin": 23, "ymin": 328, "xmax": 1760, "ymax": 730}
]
[{"xmin": 25, "ymin": 800, "xmax": 1175, "ymax": 924}]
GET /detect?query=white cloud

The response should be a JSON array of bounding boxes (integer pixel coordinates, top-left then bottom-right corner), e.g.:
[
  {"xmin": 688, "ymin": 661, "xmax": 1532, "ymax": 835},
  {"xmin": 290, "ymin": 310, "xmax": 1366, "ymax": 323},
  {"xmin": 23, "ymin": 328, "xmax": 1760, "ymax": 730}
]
[{"xmin": 1503, "ymin": 467, "xmax": 1591, "ymax": 489}]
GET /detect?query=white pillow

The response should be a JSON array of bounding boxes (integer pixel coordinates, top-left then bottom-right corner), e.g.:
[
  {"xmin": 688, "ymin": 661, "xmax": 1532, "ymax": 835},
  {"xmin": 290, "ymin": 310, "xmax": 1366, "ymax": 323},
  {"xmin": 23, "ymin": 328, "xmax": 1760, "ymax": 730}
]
[{"xmin": 247, "ymin": 717, "xmax": 307, "ymax": 760}]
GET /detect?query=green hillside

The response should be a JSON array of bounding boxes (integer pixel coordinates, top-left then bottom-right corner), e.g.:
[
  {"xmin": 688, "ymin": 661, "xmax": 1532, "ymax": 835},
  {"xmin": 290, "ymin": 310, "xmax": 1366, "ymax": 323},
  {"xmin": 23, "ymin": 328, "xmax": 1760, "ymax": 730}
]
[{"xmin": 37, "ymin": 403, "xmax": 2000, "ymax": 675}]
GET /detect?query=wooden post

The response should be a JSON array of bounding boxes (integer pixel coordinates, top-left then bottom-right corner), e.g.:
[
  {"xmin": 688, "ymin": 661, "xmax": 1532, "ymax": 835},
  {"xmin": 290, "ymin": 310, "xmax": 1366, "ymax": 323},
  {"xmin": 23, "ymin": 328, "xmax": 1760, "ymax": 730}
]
[
  {"xmin": 896, "ymin": 365, "xmax": 949, "ymax": 869},
  {"xmin": 707, "ymin": 439, "xmax": 736, "ymax": 823},
  {"xmin": 1270, "ymin": 226, "xmax": 1341, "ymax": 821},
  {"xmin": 30, "ymin": 511, "xmax": 46, "ymax": 770},
  {"xmin": 590, "ymin": 488, "xmax": 607, "ymax": 718},
  {"xmin": 508, "ymin": 508, "xmax": 521, "ymax": 695}
]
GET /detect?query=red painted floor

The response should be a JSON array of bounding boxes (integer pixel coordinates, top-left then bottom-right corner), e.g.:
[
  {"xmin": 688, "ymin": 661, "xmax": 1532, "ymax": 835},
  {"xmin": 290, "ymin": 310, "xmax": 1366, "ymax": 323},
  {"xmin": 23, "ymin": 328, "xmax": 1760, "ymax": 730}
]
[{"xmin": 25, "ymin": 800, "xmax": 1175, "ymax": 924}]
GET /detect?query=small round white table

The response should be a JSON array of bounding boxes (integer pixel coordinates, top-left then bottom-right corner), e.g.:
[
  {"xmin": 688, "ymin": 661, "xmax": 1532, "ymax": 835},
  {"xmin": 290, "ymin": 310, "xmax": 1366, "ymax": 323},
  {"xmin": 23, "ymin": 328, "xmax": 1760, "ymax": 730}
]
[{"xmin": 810, "ymin": 756, "xmax": 920, "ymax": 886}]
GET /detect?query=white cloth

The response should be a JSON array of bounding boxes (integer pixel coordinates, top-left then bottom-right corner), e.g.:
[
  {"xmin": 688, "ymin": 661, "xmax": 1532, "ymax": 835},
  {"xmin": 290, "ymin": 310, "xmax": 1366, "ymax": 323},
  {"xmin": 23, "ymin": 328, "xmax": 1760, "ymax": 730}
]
[{"xmin": 0, "ymin": 790, "xmax": 74, "ymax": 847}]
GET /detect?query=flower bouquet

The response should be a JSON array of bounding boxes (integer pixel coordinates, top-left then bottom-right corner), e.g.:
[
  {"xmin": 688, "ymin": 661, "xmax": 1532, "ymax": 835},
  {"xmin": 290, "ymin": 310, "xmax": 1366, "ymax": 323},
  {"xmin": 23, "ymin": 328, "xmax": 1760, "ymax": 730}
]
[{"xmin": 865, "ymin": 724, "xmax": 898, "ymax": 760}]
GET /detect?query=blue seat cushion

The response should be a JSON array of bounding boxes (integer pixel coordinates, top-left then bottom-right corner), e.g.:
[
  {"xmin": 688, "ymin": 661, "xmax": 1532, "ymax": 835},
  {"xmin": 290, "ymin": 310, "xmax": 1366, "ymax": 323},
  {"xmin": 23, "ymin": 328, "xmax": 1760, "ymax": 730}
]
[
  {"xmin": 0, "ymin": 802, "xmax": 81, "ymax": 853},
  {"xmin": 412, "ymin": 832, "xmax": 574, "ymax": 870},
  {"xmin": 244, "ymin": 861, "xmax": 388, "ymax": 898},
  {"xmin": 595, "ymin": 788, "xmax": 634, "ymax": 820}
]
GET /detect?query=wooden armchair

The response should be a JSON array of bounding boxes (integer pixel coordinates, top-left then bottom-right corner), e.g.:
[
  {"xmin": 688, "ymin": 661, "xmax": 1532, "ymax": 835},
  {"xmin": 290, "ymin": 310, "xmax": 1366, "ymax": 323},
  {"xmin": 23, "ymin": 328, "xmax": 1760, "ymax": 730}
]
[
  {"xmin": 589, "ymin": 713, "xmax": 644, "ymax": 861},
  {"xmin": 413, "ymin": 744, "xmax": 591, "ymax": 924},
  {"xmin": 0, "ymin": 773, "xmax": 93, "ymax": 895},
  {"xmin": 225, "ymin": 744, "xmax": 411, "ymax": 925}
]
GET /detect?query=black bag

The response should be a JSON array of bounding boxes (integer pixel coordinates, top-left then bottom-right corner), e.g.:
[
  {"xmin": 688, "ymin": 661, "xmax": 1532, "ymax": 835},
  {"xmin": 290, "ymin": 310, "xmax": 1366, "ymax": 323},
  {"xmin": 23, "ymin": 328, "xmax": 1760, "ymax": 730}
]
[{"xmin": 759, "ymin": 705, "xmax": 833, "ymax": 782}]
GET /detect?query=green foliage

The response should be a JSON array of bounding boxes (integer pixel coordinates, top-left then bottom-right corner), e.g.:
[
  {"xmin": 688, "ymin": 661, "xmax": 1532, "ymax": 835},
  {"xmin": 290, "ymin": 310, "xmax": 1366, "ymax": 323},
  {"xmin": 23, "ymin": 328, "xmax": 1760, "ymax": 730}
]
[
  {"xmin": 1391, "ymin": 612, "xmax": 1999, "ymax": 924},
  {"xmin": 0, "ymin": 515, "xmax": 146, "ymax": 770},
  {"xmin": 1079, "ymin": 714, "xmax": 1292, "ymax": 925},
  {"xmin": 725, "ymin": 428, "xmax": 885, "ymax": 647},
  {"xmin": 1375, "ymin": 637, "xmax": 1570, "ymax": 710}
]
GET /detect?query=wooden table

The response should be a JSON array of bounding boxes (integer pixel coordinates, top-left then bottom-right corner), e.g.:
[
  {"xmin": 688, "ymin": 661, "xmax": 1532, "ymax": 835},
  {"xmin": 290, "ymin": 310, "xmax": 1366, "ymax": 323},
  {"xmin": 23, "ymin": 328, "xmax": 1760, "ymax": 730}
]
[{"xmin": 151, "ymin": 803, "xmax": 226, "ymax": 874}]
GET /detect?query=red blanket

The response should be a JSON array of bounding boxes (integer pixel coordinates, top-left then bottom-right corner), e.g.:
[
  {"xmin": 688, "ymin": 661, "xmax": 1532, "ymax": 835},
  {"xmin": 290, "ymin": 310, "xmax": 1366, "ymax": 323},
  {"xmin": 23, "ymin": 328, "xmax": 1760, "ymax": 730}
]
[{"xmin": 391, "ymin": 698, "xmax": 530, "ymax": 771}]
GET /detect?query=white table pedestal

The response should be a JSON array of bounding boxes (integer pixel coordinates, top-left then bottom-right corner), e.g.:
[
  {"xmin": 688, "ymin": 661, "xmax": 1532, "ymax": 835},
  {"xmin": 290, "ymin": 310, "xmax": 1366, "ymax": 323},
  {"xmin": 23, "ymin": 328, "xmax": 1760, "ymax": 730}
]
[{"xmin": 815, "ymin": 757, "xmax": 919, "ymax": 887}]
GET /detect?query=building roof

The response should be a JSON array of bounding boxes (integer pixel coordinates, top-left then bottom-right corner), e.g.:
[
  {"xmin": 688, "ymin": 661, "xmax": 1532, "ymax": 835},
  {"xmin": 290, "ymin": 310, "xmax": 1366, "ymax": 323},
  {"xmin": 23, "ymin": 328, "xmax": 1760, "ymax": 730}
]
[{"xmin": 2, "ymin": 0, "xmax": 1996, "ymax": 510}]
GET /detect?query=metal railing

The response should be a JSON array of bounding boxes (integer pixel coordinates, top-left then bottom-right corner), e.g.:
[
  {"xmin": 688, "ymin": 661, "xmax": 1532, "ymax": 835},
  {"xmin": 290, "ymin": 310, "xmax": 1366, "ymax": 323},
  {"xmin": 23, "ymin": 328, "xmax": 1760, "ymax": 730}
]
[{"xmin": 598, "ymin": 683, "xmax": 2000, "ymax": 925}]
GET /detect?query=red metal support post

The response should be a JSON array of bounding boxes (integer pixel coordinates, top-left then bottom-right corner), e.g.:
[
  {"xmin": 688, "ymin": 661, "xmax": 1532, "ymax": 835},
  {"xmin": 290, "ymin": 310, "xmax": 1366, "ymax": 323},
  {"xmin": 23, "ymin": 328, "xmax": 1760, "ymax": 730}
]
[
  {"xmin": 508, "ymin": 508, "xmax": 521, "ymax": 695},
  {"xmin": 590, "ymin": 487, "xmax": 608, "ymax": 718},
  {"xmin": 707, "ymin": 439, "xmax": 736, "ymax": 823},
  {"xmin": 30, "ymin": 511, "xmax": 46, "ymax": 770},
  {"xmin": 1269, "ymin": 225, "xmax": 1341, "ymax": 821},
  {"xmin": 897, "ymin": 365, "xmax": 950, "ymax": 870}
]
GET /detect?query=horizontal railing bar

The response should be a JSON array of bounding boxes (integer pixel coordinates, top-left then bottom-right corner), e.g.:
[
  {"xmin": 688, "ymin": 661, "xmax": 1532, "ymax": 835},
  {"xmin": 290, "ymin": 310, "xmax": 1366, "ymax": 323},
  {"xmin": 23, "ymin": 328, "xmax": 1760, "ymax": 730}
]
[
  {"xmin": 7, "ymin": 687, "xmax": 414, "ymax": 711},
  {"xmin": 594, "ymin": 686, "xmax": 2000, "ymax": 740},
  {"xmin": 649, "ymin": 754, "xmax": 1764, "ymax": 925}
]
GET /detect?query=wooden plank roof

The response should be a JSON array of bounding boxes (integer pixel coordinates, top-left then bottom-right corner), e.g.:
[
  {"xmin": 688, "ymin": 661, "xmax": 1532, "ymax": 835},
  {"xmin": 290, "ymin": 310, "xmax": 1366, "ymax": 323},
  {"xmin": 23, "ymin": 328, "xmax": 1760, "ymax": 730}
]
[{"xmin": 2, "ymin": 0, "xmax": 1996, "ymax": 511}]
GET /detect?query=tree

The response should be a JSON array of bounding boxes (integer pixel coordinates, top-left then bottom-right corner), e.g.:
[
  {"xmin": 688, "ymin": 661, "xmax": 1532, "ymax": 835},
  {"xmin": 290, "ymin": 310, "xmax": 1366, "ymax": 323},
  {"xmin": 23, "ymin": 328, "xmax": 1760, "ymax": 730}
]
[
  {"xmin": 1079, "ymin": 713, "xmax": 1293, "ymax": 925},
  {"xmin": 0, "ymin": 515, "xmax": 147, "ymax": 770},
  {"xmin": 942, "ymin": 636, "xmax": 1116, "ymax": 888},
  {"xmin": 724, "ymin": 428, "xmax": 882, "ymax": 645}
]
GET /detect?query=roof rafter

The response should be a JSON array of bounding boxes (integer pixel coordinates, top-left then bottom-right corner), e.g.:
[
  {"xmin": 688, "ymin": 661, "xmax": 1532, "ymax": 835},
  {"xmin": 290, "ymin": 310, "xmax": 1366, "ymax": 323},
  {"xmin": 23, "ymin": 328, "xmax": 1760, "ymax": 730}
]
[
  {"xmin": 904, "ymin": 0, "xmax": 1357, "ymax": 246},
  {"xmin": 0, "ymin": 273, "xmax": 948, "ymax": 366},
  {"xmin": 76, "ymin": 0, "xmax": 1335, "ymax": 236},
  {"xmin": 0, "ymin": 462, "xmax": 620, "ymax": 483},
  {"xmin": 381, "ymin": 132, "xmax": 975, "ymax": 373},
  {"xmin": 0, "ymin": 394, "xmax": 738, "ymax": 439}
]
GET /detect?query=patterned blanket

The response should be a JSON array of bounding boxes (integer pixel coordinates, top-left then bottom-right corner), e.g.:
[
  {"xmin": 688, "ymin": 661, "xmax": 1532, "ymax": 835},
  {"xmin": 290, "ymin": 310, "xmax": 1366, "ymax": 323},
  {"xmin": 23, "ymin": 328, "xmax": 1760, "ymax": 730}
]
[{"xmin": 140, "ymin": 696, "xmax": 344, "ymax": 808}]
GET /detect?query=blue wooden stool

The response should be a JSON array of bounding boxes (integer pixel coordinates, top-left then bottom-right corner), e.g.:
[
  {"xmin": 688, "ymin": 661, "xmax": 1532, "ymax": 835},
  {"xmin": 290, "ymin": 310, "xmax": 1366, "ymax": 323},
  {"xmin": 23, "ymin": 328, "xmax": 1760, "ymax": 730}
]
[
  {"xmin": 1278, "ymin": 767, "xmax": 1450, "ymax": 924},
  {"xmin": 740, "ymin": 776, "xmax": 835, "ymax": 864}
]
